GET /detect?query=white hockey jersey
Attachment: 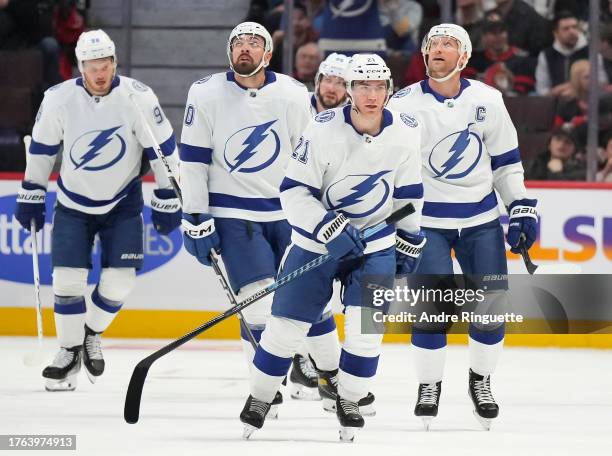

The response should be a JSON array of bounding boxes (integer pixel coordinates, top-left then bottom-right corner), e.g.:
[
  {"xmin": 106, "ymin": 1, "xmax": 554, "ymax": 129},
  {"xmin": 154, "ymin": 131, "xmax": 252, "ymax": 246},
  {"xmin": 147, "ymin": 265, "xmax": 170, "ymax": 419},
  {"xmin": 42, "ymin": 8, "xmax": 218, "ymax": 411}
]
[
  {"xmin": 280, "ymin": 105, "xmax": 424, "ymax": 255},
  {"xmin": 25, "ymin": 76, "xmax": 177, "ymax": 214},
  {"xmin": 387, "ymin": 78, "xmax": 527, "ymax": 229},
  {"xmin": 179, "ymin": 71, "xmax": 312, "ymax": 222}
]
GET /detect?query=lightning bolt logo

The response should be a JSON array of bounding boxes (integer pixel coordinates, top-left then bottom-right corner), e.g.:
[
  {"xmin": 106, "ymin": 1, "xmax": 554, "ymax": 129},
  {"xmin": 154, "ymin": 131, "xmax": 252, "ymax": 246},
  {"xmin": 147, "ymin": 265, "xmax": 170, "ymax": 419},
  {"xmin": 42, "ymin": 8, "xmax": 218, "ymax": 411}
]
[
  {"xmin": 72, "ymin": 126, "xmax": 122, "ymax": 170},
  {"xmin": 436, "ymin": 124, "xmax": 472, "ymax": 178},
  {"xmin": 225, "ymin": 120, "xmax": 279, "ymax": 173},
  {"xmin": 326, "ymin": 170, "xmax": 391, "ymax": 218},
  {"xmin": 429, "ymin": 123, "xmax": 482, "ymax": 179}
]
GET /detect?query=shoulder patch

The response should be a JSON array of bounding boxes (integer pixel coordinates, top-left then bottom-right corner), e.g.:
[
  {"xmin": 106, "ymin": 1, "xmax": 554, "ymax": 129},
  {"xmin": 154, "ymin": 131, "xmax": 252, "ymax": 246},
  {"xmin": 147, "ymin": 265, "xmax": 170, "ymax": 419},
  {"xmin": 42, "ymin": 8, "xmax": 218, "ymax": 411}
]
[
  {"xmin": 288, "ymin": 76, "xmax": 305, "ymax": 87},
  {"xmin": 393, "ymin": 86, "xmax": 411, "ymax": 98},
  {"xmin": 132, "ymin": 80, "xmax": 150, "ymax": 92},
  {"xmin": 47, "ymin": 82, "xmax": 63, "ymax": 92},
  {"xmin": 315, "ymin": 110, "xmax": 335, "ymax": 123},
  {"xmin": 195, "ymin": 74, "xmax": 213, "ymax": 85},
  {"xmin": 400, "ymin": 113, "xmax": 418, "ymax": 128}
]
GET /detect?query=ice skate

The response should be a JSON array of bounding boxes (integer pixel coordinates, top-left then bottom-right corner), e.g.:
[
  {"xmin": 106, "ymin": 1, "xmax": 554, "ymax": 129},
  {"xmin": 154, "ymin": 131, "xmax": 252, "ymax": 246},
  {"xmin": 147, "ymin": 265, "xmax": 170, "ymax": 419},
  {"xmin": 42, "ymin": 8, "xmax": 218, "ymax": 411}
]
[
  {"xmin": 336, "ymin": 396, "xmax": 364, "ymax": 442},
  {"xmin": 468, "ymin": 369, "xmax": 499, "ymax": 430},
  {"xmin": 289, "ymin": 354, "xmax": 320, "ymax": 400},
  {"xmin": 316, "ymin": 367, "xmax": 376, "ymax": 416},
  {"xmin": 414, "ymin": 381, "xmax": 442, "ymax": 431},
  {"xmin": 83, "ymin": 325, "xmax": 105, "ymax": 384},
  {"xmin": 42, "ymin": 346, "xmax": 82, "ymax": 392},
  {"xmin": 267, "ymin": 390, "xmax": 283, "ymax": 419},
  {"xmin": 240, "ymin": 394, "xmax": 272, "ymax": 439}
]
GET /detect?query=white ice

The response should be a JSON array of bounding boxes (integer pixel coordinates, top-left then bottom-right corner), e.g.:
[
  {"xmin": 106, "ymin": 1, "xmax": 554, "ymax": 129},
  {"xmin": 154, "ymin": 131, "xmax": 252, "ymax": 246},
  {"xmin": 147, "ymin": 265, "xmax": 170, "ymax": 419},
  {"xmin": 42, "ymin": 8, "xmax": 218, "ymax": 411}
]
[{"xmin": 1, "ymin": 337, "xmax": 611, "ymax": 456}]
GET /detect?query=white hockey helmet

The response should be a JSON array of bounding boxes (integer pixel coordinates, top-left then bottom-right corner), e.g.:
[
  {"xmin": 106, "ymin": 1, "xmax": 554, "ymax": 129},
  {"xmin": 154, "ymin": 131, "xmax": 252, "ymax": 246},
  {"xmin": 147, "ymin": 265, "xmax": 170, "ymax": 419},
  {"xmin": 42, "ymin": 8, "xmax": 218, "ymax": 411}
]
[
  {"xmin": 315, "ymin": 53, "xmax": 350, "ymax": 84},
  {"xmin": 227, "ymin": 21, "xmax": 273, "ymax": 78},
  {"xmin": 344, "ymin": 53, "xmax": 393, "ymax": 104},
  {"xmin": 75, "ymin": 29, "xmax": 116, "ymax": 73},
  {"xmin": 421, "ymin": 23, "xmax": 472, "ymax": 83}
]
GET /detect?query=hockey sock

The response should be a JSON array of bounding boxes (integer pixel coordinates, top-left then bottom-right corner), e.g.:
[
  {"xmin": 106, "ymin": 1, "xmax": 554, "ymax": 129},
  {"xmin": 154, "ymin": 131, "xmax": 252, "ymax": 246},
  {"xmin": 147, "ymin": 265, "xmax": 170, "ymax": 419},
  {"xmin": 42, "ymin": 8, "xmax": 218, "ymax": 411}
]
[
  {"xmin": 305, "ymin": 311, "xmax": 340, "ymax": 371},
  {"xmin": 86, "ymin": 286, "xmax": 123, "ymax": 333},
  {"xmin": 469, "ymin": 324, "xmax": 505, "ymax": 376},
  {"xmin": 411, "ymin": 331, "xmax": 447, "ymax": 383},
  {"xmin": 54, "ymin": 295, "xmax": 86, "ymax": 347}
]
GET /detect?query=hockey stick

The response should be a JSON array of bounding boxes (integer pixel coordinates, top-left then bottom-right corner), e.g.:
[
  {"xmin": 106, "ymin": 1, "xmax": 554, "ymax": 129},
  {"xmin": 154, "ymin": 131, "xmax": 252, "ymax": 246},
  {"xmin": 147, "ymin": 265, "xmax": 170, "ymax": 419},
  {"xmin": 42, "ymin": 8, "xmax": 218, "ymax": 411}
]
[
  {"xmin": 124, "ymin": 203, "xmax": 415, "ymax": 423},
  {"xmin": 518, "ymin": 237, "xmax": 581, "ymax": 275},
  {"xmin": 22, "ymin": 135, "xmax": 46, "ymax": 367},
  {"xmin": 129, "ymin": 94, "xmax": 258, "ymax": 349}
]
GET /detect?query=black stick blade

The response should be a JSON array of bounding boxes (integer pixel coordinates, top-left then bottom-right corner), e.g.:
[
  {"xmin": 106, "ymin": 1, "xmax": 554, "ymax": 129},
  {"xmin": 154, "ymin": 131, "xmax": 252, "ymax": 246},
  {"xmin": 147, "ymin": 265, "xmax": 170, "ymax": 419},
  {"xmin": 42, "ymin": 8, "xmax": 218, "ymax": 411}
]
[{"xmin": 124, "ymin": 362, "xmax": 151, "ymax": 424}]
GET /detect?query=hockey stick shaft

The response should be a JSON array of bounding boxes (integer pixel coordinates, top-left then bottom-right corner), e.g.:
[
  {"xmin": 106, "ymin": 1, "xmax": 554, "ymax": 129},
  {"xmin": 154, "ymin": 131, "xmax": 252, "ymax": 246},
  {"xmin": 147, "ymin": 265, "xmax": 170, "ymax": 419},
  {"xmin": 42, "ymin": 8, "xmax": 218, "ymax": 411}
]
[
  {"xmin": 124, "ymin": 203, "xmax": 415, "ymax": 423},
  {"xmin": 129, "ymin": 94, "xmax": 257, "ymax": 348}
]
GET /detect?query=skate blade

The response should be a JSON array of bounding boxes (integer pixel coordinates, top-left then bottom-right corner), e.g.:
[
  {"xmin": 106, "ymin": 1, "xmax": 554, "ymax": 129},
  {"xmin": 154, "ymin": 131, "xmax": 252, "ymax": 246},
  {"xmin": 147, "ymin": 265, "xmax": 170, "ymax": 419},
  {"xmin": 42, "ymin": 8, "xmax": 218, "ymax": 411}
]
[
  {"xmin": 45, "ymin": 374, "xmax": 77, "ymax": 392},
  {"xmin": 339, "ymin": 426, "xmax": 357, "ymax": 443},
  {"xmin": 85, "ymin": 369, "xmax": 100, "ymax": 384},
  {"xmin": 322, "ymin": 398, "xmax": 336, "ymax": 413},
  {"xmin": 290, "ymin": 383, "xmax": 321, "ymax": 401},
  {"xmin": 359, "ymin": 403, "xmax": 376, "ymax": 417},
  {"xmin": 472, "ymin": 410, "xmax": 493, "ymax": 431},
  {"xmin": 268, "ymin": 404, "xmax": 279, "ymax": 420},
  {"xmin": 420, "ymin": 417, "xmax": 433, "ymax": 431},
  {"xmin": 242, "ymin": 424, "xmax": 258, "ymax": 440}
]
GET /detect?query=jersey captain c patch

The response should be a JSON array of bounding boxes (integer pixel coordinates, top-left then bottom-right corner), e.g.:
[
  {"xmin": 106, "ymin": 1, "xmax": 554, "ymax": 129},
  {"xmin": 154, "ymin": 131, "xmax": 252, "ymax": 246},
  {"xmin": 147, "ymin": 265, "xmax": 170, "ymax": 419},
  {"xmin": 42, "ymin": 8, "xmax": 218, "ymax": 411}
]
[
  {"xmin": 324, "ymin": 170, "xmax": 391, "ymax": 218},
  {"xmin": 223, "ymin": 120, "xmax": 280, "ymax": 173},
  {"xmin": 428, "ymin": 123, "xmax": 483, "ymax": 180},
  {"xmin": 69, "ymin": 126, "xmax": 127, "ymax": 171}
]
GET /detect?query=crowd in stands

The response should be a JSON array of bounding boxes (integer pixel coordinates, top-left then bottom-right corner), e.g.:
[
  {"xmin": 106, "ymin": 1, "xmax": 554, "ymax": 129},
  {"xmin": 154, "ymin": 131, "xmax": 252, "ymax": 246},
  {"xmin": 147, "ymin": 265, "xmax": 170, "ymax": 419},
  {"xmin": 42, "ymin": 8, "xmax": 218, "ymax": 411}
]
[
  {"xmin": 1, "ymin": 0, "xmax": 611, "ymax": 182},
  {"xmin": 247, "ymin": 0, "xmax": 612, "ymax": 182}
]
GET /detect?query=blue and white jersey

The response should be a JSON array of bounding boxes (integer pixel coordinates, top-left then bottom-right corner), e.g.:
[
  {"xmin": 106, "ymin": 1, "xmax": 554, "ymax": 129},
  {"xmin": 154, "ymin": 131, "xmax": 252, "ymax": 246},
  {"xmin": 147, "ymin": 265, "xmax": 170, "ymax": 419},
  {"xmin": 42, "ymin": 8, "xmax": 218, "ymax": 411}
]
[
  {"xmin": 280, "ymin": 105, "xmax": 424, "ymax": 255},
  {"xmin": 25, "ymin": 76, "xmax": 177, "ymax": 214},
  {"xmin": 387, "ymin": 78, "xmax": 528, "ymax": 230},
  {"xmin": 180, "ymin": 71, "xmax": 311, "ymax": 222},
  {"xmin": 309, "ymin": 92, "xmax": 318, "ymax": 116}
]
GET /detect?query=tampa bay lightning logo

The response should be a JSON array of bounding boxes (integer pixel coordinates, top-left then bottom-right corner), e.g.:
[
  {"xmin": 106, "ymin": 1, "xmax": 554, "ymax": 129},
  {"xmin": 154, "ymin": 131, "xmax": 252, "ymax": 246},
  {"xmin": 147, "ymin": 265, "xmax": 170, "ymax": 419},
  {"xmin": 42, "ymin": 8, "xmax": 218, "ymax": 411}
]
[
  {"xmin": 428, "ymin": 123, "xmax": 482, "ymax": 179},
  {"xmin": 393, "ymin": 86, "xmax": 411, "ymax": 98},
  {"xmin": 224, "ymin": 120, "xmax": 280, "ymax": 173},
  {"xmin": 400, "ymin": 113, "xmax": 418, "ymax": 128},
  {"xmin": 325, "ymin": 170, "xmax": 391, "ymax": 218},
  {"xmin": 69, "ymin": 126, "xmax": 126, "ymax": 171},
  {"xmin": 315, "ymin": 110, "xmax": 335, "ymax": 123},
  {"xmin": 329, "ymin": 0, "xmax": 373, "ymax": 18},
  {"xmin": 195, "ymin": 75, "xmax": 212, "ymax": 84}
]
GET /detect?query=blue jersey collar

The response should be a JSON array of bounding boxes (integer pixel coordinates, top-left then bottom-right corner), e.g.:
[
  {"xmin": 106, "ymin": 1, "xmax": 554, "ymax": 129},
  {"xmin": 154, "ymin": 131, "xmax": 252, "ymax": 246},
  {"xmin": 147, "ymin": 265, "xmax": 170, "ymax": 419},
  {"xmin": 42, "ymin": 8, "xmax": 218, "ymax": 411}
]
[
  {"xmin": 342, "ymin": 105, "xmax": 393, "ymax": 137},
  {"xmin": 226, "ymin": 71, "xmax": 277, "ymax": 90},
  {"xmin": 420, "ymin": 78, "xmax": 470, "ymax": 103},
  {"xmin": 310, "ymin": 93, "xmax": 318, "ymax": 111},
  {"xmin": 76, "ymin": 75, "xmax": 120, "ymax": 97}
]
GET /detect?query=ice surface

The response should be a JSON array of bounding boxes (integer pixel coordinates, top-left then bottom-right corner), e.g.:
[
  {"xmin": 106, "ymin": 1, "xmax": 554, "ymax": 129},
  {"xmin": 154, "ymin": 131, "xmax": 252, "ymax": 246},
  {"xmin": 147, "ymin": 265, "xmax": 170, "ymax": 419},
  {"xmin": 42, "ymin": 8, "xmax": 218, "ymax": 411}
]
[{"xmin": 1, "ymin": 337, "xmax": 610, "ymax": 456}]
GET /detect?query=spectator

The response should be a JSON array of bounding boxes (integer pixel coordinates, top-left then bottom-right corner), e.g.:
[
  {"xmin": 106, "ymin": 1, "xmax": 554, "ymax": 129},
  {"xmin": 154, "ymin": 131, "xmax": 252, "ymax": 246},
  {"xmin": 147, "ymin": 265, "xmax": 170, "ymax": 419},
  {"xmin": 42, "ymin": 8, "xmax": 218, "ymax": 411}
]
[
  {"xmin": 379, "ymin": 0, "xmax": 423, "ymax": 54},
  {"xmin": 553, "ymin": 59, "xmax": 590, "ymax": 130},
  {"xmin": 0, "ymin": 0, "xmax": 62, "ymax": 89},
  {"xmin": 491, "ymin": 0, "xmax": 552, "ymax": 57},
  {"xmin": 600, "ymin": 24, "xmax": 612, "ymax": 89},
  {"xmin": 293, "ymin": 41, "xmax": 322, "ymax": 89},
  {"xmin": 54, "ymin": 0, "xmax": 85, "ymax": 80},
  {"xmin": 456, "ymin": 0, "xmax": 486, "ymax": 52},
  {"xmin": 525, "ymin": 129, "xmax": 586, "ymax": 180},
  {"xmin": 597, "ymin": 131, "xmax": 612, "ymax": 182},
  {"xmin": 467, "ymin": 19, "xmax": 537, "ymax": 94},
  {"xmin": 317, "ymin": 0, "xmax": 387, "ymax": 56},
  {"xmin": 535, "ymin": 11, "xmax": 607, "ymax": 96},
  {"xmin": 602, "ymin": 0, "xmax": 612, "ymax": 23},
  {"xmin": 269, "ymin": 2, "xmax": 318, "ymax": 72}
]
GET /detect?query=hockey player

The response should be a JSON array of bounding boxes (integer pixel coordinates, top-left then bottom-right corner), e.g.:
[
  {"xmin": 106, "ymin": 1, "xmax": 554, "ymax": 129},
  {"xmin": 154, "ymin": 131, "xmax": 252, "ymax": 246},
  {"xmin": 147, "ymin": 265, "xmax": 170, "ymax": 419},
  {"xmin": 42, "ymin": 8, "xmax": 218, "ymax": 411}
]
[
  {"xmin": 14, "ymin": 29, "xmax": 181, "ymax": 391},
  {"xmin": 309, "ymin": 52, "xmax": 350, "ymax": 116},
  {"xmin": 239, "ymin": 54, "xmax": 425, "ymax": 442},
  {"xmin": 388, "ymin": 24, "xmax": 538, "ymax": 430},
  {"xmin": 179, "ymin": 22, "xmax": 341, "ymax": 413}
]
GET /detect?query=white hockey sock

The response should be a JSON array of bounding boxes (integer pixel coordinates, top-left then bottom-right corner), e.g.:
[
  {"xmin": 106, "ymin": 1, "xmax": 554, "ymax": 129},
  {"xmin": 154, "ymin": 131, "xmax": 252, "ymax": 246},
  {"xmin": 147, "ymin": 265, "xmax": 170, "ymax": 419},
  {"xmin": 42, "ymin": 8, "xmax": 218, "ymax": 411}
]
[
  {"xmin": 86, "ymin": 286, "xmax": 123, "ymax": 333},
  {"xmin": 411, "ymin": 344, "xmax": 446, "ymax": 384},
  {"xmin": 54, "ymin": 295, "xmax": 86, "ymax": 348},
  {"xmin": 305, "ymin": 312, "xmax": 340, "ymax": 371},
  {"xmin": 469, "ymin": 336, "xmax": 504, "ymax": 376}
]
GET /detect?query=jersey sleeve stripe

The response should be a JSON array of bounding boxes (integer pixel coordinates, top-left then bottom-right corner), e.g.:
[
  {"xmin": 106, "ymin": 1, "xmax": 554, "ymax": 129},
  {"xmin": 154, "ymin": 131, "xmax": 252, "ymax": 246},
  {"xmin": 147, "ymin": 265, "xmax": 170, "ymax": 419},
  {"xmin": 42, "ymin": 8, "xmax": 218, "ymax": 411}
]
[
  {"xmin": 490, "ymin": 147, "xmax": 521, "ymax": 170},
  {"xmin": 57, "ymin": 175, "xmax": 141, "ymax": 207},
  {"xmin": 144, "ymin": 135, "xmax": 177, "ymax": 160},
  {"xmin": 179, "ymin": 143, "xmax": 213, "ymax": 164},
  {"xmin": 291, "ymin": 222, "xmax": 394, "ymax": 243},
  {"xmin": 393, "ymin": 183, "xmax": 424, "ymax": 200},
  {"xmin": 423, "ymin": 191, "xmax": 498, "ymax": 219},
  {"xmin": 30, "ymin": 140, "xmax": 60, "ymax": 156},
  {"xmin": 209, "ymin": 193, "xmax": 281, "ymax": 212},
  {"xmin": 279, "ymin": 177, "xmax": 322, "ymax": 199}
]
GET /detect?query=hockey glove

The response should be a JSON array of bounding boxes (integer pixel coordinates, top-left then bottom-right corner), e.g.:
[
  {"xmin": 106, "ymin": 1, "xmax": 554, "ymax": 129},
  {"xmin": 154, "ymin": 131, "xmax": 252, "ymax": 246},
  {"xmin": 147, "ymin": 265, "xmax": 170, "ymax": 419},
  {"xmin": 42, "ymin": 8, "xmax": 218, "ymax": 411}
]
[
  {"xmin": 15, "ymin": 181, "xmax": 46, "ymax": 232},
  {"xmin": 506, "ymin": 198, "xmax": 538, "ymax": 254},
  {"xmin": 151, "ymin": 188, "xmax": 182, "ymax": 235},
  {"xmin": 314, "ymin": 212, "xmax": 365, "ymax": 262},
  {"xmin": 395, "ymin": 230, "xmax": 426, "ymax": 274},
  {"xmin": 181, "ymin": 213, "xmax": 220, "ymax": 267}
]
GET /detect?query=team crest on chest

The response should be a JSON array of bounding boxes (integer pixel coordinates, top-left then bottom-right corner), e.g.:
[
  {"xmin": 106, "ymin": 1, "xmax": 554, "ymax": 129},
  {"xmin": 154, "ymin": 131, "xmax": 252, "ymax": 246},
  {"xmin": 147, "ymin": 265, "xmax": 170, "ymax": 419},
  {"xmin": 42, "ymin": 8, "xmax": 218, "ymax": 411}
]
[
  {"xmin": 325, "ymin": 170, "xmax": 391, "ymax": 218},
  {"xmin": 223, "ymin": 120, "xmax": 280, "ymax": 173},
  {"xmin": 428, "ymin": 123, "xmax": 482, "ymax": 179},
  {"xmin": 69, "ymin": 126, "xmax": 127, "ymax": 171}
]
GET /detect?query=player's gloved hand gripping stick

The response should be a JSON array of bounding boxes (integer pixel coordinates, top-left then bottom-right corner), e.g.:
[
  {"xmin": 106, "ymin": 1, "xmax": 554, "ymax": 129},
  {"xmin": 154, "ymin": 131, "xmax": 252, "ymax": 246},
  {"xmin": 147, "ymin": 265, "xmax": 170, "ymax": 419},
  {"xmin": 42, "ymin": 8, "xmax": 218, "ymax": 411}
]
[
  {"xmin": 124, "ymin": 203, "xmax": 415, "ymax": 424},
  {"xmin": 129, "ymin": 94, "xmax": 258, "ymax": 350}
]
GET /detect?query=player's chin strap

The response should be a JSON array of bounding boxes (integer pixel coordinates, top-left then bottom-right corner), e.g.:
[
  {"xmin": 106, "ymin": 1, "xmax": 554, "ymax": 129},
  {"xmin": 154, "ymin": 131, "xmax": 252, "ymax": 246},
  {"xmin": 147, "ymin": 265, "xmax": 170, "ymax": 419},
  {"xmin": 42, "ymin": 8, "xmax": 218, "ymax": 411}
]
[
  {"xmin": 424, "ymin": 54, "xmax": 468, "ymax": 83},
  {"xmin": 231, "ymin": 54, "xmax": 269, "ymax": 78}
]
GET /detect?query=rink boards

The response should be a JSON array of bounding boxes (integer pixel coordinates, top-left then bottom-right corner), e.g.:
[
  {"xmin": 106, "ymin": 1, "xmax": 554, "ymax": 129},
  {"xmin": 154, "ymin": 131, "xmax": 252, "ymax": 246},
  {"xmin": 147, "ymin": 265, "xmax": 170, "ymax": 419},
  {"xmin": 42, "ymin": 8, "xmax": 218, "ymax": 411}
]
[{"xmin": 1, "ymin": 174, "xmax": 611, "ymax": 347}]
